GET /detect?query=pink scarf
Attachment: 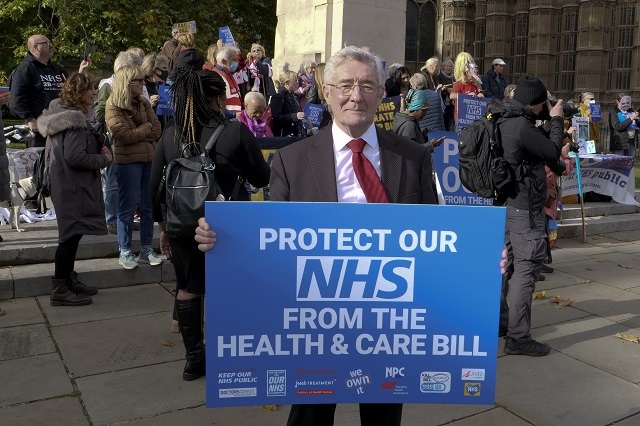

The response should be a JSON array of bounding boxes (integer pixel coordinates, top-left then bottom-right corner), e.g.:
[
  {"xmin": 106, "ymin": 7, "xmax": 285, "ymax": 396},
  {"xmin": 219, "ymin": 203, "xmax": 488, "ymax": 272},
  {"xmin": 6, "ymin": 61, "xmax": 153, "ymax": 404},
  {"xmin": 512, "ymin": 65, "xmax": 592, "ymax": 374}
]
[{"xmin": 239, "ymin": 110, "xmax": 273, "ymax": 137}]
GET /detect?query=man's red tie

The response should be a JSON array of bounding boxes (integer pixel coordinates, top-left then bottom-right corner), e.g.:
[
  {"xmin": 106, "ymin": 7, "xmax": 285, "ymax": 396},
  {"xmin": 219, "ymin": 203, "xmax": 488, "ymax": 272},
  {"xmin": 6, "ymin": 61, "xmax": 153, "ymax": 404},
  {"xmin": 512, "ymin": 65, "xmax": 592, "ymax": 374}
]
[{"xmin": 347, "ymin": 138, "xmax": 389, "ymax": 203}]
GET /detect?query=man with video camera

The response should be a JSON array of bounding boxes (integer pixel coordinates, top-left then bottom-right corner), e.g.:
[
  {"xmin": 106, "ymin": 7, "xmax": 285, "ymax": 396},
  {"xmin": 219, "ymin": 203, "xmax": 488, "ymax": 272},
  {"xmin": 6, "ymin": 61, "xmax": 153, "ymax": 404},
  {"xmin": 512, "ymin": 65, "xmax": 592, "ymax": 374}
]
[{"xmin": 498, "ymin": 75, "xmax": 565, "ymax": 357}]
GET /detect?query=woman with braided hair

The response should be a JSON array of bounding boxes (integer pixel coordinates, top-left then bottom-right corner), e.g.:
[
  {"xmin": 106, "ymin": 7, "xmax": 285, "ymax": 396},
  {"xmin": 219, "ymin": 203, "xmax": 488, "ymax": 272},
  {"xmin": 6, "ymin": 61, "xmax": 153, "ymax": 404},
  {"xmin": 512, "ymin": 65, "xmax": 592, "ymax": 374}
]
[{"xmin": 150, "ymin": 69, "xmax": 270, "ymax": 381}]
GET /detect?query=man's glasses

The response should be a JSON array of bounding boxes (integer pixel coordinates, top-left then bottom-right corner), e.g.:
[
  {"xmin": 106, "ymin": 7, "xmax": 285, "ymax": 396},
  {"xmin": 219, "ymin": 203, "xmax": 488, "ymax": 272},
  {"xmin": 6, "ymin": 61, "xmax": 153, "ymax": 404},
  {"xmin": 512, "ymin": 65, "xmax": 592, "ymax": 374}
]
[
  {"xmin": 129, "ymin": 78, "xmax": 145, "ymax": 84},
  {"xmin": 326, "ymin": 83, "xmax": 380, "ymax": 96}
]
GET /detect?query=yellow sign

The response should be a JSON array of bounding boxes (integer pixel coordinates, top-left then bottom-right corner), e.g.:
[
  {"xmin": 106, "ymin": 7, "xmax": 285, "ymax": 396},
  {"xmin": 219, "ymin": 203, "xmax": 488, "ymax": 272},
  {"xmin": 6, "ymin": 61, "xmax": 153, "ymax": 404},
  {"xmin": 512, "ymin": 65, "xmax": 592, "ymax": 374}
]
[{"xmin": 176, "ymin": 21, "xmax": 197, "ymax": 34}]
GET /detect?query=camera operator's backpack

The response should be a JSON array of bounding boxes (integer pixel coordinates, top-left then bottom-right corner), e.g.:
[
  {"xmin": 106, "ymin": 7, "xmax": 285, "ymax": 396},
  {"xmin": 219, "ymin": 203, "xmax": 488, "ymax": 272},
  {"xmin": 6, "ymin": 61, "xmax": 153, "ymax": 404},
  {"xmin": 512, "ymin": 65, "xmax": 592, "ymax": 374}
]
[
  {"xmin": 157, "ymin": 123, "xmax": 243, "ymax": 238},
  {"xmin": 458, "ymin": 108, "xmax": 514, "ymax": 201}
]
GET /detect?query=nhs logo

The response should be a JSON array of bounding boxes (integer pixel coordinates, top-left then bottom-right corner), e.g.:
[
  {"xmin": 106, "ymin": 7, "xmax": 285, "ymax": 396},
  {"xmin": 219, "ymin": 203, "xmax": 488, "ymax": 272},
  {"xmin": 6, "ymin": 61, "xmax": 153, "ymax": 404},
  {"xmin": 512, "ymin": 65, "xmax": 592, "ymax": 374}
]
[{"xmin": 296, "ymin": 256, "xmax": 415, "ymax": 302}]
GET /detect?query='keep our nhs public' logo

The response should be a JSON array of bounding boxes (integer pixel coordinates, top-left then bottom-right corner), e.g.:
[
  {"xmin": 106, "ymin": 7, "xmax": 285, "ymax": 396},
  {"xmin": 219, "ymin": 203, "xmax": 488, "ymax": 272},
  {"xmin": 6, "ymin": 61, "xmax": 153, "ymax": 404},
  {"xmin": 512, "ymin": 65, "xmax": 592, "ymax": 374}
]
[{"xmin": 296, "ymin": 256, "xmax": 415, "ymax": 302}]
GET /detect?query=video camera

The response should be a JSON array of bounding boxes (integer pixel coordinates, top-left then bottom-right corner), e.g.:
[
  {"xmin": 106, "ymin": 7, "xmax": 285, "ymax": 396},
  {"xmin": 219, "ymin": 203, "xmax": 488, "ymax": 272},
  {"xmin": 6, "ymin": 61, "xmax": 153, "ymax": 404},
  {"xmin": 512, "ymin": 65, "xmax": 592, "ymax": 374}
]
[{"xmin": 547, "ymin": 94, "xmax": 580, "ymax": 118}]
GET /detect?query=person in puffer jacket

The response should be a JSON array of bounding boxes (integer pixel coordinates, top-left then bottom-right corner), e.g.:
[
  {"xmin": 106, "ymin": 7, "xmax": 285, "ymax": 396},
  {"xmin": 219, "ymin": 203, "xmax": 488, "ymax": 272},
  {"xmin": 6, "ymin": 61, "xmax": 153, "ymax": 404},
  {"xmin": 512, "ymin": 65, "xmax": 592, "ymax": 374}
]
[{"xmin": 106, "ymin": 65, "xmax": 162, "ymax": 270}]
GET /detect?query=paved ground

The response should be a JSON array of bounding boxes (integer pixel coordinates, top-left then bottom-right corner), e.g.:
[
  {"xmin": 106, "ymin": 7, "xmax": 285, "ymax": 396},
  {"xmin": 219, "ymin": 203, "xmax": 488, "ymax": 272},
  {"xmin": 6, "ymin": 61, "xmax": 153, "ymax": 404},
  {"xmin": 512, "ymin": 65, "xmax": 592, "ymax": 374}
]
[{"xmin": 1, "ymin": 231, "xmax": 640, "ymax": 425}]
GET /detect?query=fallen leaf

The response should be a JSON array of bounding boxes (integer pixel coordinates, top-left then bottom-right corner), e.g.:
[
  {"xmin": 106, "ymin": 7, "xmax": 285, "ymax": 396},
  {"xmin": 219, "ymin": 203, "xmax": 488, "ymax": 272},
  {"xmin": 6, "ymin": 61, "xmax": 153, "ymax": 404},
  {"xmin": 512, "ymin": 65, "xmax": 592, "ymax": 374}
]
[
  {"xmin": 585, "ymin": 267, "xmax": 593, "ymax": 271},
  {"xmin": 532, "ymin": 290, "xmax": 546, "ymax": 300},
  {"xmin": 577, "ymin": 279, "xmax": 592, "ymax": 284},
  {"xmin": 559, "ymin": 298, "xmax": 572, "ymax": 307},
  {"xmin": 160, "ymin": 340, "xmax": 174, "ymax": 347},
  {"xmin": 0, "ymin": 309, "xmax": 5, "ymax": 317},
  {"xmin": 595, "ymin": 259, "xmax": 605, "ymax": 263},
  {"xmin": 618, "ymin": 264, "xmax": 633, "ymax": 269},
  {"xmin": 592, "ymin": 237, "xmax": 599, "ymax": 240},
  {"xmin": 615, "ymin": 333, "xmax": 640, "ymax": 344},
  {"xmin": 550, "ymin": 295, "xmax": 561, "ymax": 304}
]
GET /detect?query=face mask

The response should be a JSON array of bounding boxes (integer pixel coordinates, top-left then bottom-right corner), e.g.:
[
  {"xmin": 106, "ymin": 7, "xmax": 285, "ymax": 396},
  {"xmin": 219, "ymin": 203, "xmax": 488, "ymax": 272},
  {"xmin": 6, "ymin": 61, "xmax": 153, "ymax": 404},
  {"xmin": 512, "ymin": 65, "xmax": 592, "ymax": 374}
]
[
  {"xmin": 158, "ymin": 70, "xmax": 169, "ymax": 82},
  {"xmin": 229, "ymin": 62, "xmax": 239, "ymax": 73},
  {"xmin": 620, "ymin": 96, "xmax": 632, "ymax": 110}
]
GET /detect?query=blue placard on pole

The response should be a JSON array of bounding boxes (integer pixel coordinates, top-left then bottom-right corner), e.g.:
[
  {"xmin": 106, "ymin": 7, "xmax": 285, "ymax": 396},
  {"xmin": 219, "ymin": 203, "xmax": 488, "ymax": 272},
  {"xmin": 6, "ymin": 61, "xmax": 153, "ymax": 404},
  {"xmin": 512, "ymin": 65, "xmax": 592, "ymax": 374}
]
[
  {"xmin": 303, "ymin": 103, "xmax": 326, "ymax": 129},
  {"xmin": 590, "ymin": 103, "xmax": 601, "ymax": 122},
  {"xmin": 456, "ymin": 94, "xmax": 489, "ymax": 130},
  {"xmin": 155, "ymin": 85, "xmax": 173, "ymax": 116},
  {"xmin": 205, "ymin": 202, "xmax": 505, "ymax": 407},
  {"xmin": 219, "ymin": 26, "xmax": 235, "ymax": 45}
]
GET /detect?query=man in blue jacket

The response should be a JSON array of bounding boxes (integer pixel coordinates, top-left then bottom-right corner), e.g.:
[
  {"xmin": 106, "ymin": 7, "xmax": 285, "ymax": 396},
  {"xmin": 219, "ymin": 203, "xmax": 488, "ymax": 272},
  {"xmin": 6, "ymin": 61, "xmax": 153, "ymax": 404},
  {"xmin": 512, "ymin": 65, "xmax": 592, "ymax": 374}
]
[{"xmin": 482, "ymin": 58, "xmax": 508, "ymax": 100}]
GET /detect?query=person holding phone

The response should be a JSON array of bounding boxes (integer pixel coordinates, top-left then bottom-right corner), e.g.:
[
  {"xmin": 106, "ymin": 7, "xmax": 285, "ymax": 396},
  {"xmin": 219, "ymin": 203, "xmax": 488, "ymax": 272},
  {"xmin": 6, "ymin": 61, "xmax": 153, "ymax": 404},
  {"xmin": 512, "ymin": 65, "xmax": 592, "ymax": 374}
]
[{"xmin": 36, "ymin": 72, "xmax": 112, "ymax": 306}]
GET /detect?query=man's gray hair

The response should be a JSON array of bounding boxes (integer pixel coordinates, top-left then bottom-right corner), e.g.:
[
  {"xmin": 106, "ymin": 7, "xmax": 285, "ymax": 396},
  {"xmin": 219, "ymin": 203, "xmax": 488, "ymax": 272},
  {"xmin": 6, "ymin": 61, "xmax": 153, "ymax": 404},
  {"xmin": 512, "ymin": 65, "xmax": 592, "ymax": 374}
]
[
  {"xmin": 216, "ymin": 45, "xmax": 238, "ymax": 64},
  {"xmin": 410, "ymin": 73, "xmax": 428, "ymax": 90},
  {"xmin": 113, "ymin": 51, "xmax": 141, "ymax": 73},
  {"xmin": 387, "ymin": 63, "xmax": 403, "ymax": 78},
  {"xmin": 245, "ymin": 91, "xmax": 266, "ymax": 105},
  {"xmin": 324, "ymin": 46, "xmax": 385, "ymax": 87}
]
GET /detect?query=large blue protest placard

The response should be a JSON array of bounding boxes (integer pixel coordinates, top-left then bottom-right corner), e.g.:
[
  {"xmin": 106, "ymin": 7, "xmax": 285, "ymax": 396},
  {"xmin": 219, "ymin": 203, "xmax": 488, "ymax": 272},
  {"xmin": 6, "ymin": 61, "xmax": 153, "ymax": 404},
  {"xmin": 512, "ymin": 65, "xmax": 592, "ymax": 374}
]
[
  {"xmin": 303, "ymin": 103, "xmax": 326, "ymax": 129},
  {"xmin": 430, "ymin": 130, "xmax": 493, "ymax": 206},
  {"xmin": 205, "ymin": 202, "xmax": 505, "ymax": 407},
  {"xmin": 456, "ymin": 94, "xmax": 489, "ymax": 130},
  {"xmin": 155, "ymin": 85, "xmax": 173, "ymax": 116},
  {"xmin": 590, "ymin": 103, "xmax": 601, "ymax": 122},
  {"xmin": 219, "ymin": 26, "xmax": 235, "ymax": 45}
]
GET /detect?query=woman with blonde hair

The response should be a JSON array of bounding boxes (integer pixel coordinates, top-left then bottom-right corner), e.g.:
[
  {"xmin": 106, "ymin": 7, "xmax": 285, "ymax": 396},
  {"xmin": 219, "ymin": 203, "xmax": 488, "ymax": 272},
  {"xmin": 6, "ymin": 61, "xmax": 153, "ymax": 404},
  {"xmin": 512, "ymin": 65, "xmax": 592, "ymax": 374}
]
[
  {"xmin": 297, "ymin": 60, "xmax": 318, "ymax": 106},
  {"xmin": 450, "ymin": 52, "xmax": 484, "ymax": 127},
  {"xmin": 169, "ymin": 33, "xmax": 205, "ymax": 81},
  {"xmin": 270, "ymin": 70, "xmax": 306, "ymax": 137},
  {"xmin": 106, "ymin": 65, "xmax": 162, "ymax": 270},
  {"xmin": 37, "ymin": 72, "xmax": 112, "ymax": 305}
]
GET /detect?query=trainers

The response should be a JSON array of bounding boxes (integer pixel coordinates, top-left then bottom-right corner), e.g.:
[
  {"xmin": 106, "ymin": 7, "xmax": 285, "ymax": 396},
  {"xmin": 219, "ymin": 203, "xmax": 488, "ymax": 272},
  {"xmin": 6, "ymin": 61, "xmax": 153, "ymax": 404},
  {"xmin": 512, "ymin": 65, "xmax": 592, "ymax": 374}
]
[
  {"xmin": 541, "ymin": 264, "xmax": 554, "ymax": 274},
  {"xmin": 107, "ymin": 223, "xmax": 118, "ymax": 235},
  {"xmin": 138, "ymin": 249, "xmax": 163, "ymax": 266},
  {"xmin": 119, "ymin": 251, "xmax": 139, "ymax": 270},
  {"xmin": 504, "ymin": 337, "xmax": 550, "ymax": 356}
]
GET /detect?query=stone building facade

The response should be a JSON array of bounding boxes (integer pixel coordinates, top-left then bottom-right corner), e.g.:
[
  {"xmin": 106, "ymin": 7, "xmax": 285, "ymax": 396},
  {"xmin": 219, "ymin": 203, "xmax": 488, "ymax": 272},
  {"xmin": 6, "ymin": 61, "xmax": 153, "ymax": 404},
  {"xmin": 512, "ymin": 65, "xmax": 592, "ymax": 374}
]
[
  {"xmin": 274, "ymin": 0, "xmax": 638, "ymax": 109},
  {"xmin": 443, "ymin": 0, "xmax": 639, "ymax": 107}
]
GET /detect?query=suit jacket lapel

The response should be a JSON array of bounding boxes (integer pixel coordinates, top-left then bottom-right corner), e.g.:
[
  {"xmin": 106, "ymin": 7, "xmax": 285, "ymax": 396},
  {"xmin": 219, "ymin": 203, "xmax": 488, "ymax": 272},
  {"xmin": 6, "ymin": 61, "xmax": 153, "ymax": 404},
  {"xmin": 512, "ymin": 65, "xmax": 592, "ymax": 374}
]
[
  {"xmin": 308, "ymin": 129, "xmax": 338, "ymax": 202},
  {"xmin": 378, "ymin": 128, "xmax": 402, "ymax": 203}
]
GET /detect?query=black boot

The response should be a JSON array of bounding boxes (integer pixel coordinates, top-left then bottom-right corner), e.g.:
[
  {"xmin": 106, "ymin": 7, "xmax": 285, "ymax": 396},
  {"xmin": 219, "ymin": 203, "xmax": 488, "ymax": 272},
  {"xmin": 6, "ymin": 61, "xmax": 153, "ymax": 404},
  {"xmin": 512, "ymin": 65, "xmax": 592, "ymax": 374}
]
[
  {"xmin": 176, "ymin": 298, "xmax": 206, "ymax": 381},
  {"xmin": 50, "ymin": 277, "xmax": 92, "ymax": 306},
  {"xmin": 69, "ymin": 271, "xmax": 98, "ymax": 296}
]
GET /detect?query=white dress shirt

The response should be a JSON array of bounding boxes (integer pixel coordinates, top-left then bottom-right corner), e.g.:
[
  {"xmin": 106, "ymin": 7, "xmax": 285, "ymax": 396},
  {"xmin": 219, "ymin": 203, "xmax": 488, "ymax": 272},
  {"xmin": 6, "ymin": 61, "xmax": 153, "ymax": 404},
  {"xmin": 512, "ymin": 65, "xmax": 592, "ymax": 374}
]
[{"xmin": 332, "ymin": 123, "xmax": 382, "ymax": 203}]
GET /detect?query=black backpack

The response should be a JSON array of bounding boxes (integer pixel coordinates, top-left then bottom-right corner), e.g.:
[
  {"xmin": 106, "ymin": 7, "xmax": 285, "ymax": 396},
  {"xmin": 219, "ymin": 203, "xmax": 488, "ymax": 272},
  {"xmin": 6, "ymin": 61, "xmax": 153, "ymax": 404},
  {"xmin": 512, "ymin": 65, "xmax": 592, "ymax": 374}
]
[
  {"xmin": 158, "ymin": 123, "xmax": 242, "ymax": 238},
  {"xmin": 458, "ymin": 110, "xmax": 514, "ymax": 201}
]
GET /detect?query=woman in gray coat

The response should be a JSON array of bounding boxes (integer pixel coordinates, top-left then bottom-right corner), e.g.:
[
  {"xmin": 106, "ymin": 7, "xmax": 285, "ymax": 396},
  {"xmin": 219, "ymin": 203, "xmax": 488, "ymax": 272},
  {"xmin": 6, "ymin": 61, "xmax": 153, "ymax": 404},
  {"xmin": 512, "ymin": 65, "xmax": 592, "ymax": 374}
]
[{"xmin": 37, "ymin": 72, "xmax": 112, "ymax": 306}]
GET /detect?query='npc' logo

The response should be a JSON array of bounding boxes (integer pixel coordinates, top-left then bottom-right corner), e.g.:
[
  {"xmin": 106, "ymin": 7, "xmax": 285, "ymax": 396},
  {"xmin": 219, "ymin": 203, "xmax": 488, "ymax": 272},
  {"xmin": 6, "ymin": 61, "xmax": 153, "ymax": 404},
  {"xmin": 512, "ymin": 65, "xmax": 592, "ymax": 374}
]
[{"xmin": 296, "ymin": 257, "xmax": 415, "ymax": 302}]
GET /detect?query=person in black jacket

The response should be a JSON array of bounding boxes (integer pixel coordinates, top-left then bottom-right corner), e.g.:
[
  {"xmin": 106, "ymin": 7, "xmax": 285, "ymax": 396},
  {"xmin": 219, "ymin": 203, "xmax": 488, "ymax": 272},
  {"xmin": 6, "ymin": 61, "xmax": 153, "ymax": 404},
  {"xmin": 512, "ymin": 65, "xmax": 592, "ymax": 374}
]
[
  {"xmin": 499, "ymin": 75, "xmax": 564, "ymax": 357},
  {"xmin": 609, "ymin": 93, "xmax": 639, "ymax": 159},
  {"xmin": 9, "ymin": 34, "xmax": 90, "ymax": 147},
  {"xmin": 481, "ymin": 58, "xmax": 508, "ymax": 100},
  {"xmin": 270, "ymin": 70, "xmax": 306, "ymax": 137},
  {"xmin": 150, "ymin": 69, "xmax": 270, "ymax": 381},
  {"xmin": 168, "ymin": 33, "xmax": 205, "ymax": 82},
  {"xmin": 384, "ymin": 66, "xmax": 410, "ymax": 97}
]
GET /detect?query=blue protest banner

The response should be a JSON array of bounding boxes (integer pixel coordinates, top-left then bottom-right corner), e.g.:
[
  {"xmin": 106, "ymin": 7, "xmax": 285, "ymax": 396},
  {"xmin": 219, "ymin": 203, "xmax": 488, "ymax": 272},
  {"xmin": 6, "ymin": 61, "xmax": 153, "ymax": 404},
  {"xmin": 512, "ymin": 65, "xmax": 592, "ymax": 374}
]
[
  {"xmin": 590, "ymin": 103, "xmax": 601, "ymax": 122},
  {"xmin": 456, "ymin": 94, "xmax": 489, "ymax": 130},
  {"xmin": 155, "ymin": 85, "xmax": 173, "ymax": 116},
  {"xmin": 205, "ymin": 202, "xmax": 505, "ymax": 407},
  {"xmin": 430, "ymin": 130, "xmax": 494, "ymax": 206},
  {"xmin": 219, "ymin": 26, "xmax": 235, "ymax": 45},
  {"xmin": 303, "ymin": 103, "xmax": 326, "ymax": 129}
]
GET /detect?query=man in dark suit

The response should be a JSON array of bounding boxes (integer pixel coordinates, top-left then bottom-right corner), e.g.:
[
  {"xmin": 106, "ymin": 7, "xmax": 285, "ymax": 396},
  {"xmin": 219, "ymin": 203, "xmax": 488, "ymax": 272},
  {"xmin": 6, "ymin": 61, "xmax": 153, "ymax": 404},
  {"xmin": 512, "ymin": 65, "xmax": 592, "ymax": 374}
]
[{"xmin": 196, "ymin": 46, "xmax": 437, "ymax": 425}]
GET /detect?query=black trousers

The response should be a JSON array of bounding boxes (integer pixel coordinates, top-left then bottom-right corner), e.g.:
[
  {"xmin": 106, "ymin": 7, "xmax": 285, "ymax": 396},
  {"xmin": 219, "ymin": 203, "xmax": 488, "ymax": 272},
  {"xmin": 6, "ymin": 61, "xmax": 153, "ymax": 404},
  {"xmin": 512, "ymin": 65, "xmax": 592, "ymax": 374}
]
[
  {"xmin": 287, "ymin": 403, "xmax": 403, "ymax": 426},
  {"xmin": 54, "ymin": 234, "xmax": 83, "ymax": 279}
]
